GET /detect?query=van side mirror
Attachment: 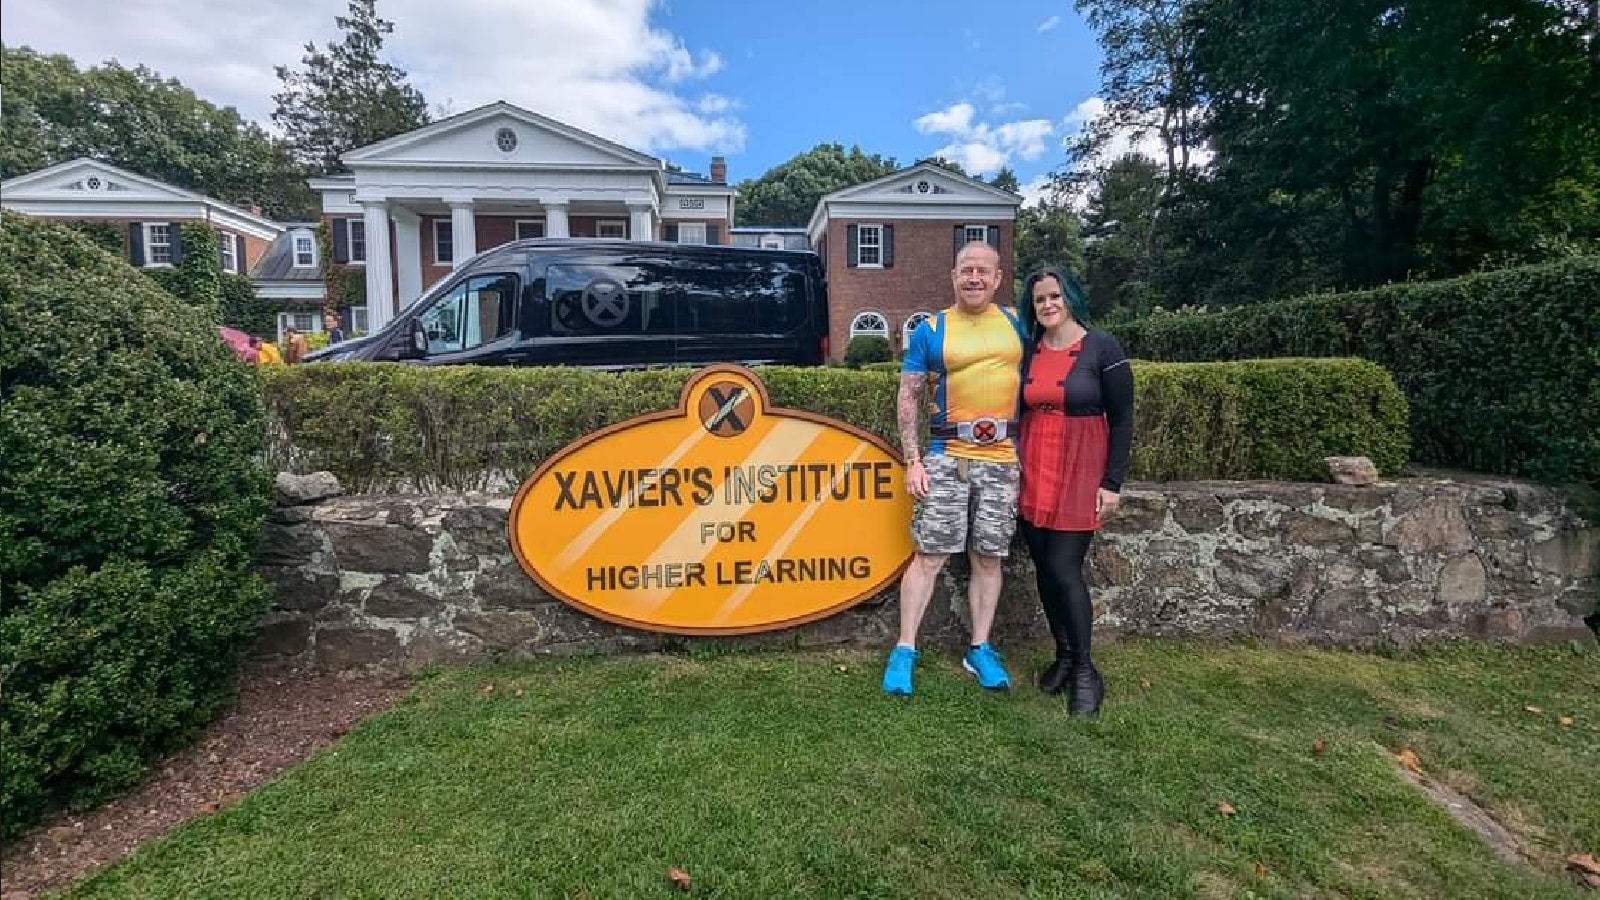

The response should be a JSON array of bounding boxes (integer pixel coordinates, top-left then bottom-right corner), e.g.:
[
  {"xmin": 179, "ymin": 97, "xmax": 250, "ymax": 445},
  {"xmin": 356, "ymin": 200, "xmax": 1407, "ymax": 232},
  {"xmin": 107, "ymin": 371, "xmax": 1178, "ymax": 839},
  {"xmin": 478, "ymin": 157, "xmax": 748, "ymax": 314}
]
[{"xmin": 402, "ymin": 319, "xmax": 427, "ymax": 359}]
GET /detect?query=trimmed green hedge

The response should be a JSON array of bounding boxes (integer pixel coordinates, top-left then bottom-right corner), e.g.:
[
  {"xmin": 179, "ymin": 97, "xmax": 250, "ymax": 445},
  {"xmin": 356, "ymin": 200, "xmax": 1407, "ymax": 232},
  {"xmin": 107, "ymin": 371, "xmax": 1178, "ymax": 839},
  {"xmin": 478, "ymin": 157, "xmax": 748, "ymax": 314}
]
[
  {"xmin": 1111, "ymin": 258, "xmax": 1600, "ymax": 486},
  {"xmin": 0, "ymin": 212, "xmax": 273, "ymax": 839},
  {"xmin": 263, "ymin": 358, "xmax": 1407, "ymax": 492}
]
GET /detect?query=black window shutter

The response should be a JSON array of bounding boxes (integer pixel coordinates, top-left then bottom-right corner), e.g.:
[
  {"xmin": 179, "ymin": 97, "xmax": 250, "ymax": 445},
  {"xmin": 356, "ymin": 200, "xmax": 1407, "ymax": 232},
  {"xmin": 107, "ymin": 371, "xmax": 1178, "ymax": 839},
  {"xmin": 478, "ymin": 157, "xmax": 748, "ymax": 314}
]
[
  {"xmin": 987, "ymin": 225, "xmax": 1000, "ymax": 250},
  {"xmin": 707, "ymin": 224, "xmax": 720, "ymax": 245},
  {"xmin": 169, "ymin": 225, "xmax": 185, "ymax": 263},
  {"xmin": 218, "ymin": 232, "xmax": 228, "ymax": 269},
  {"xmin": 882, "ymin": 224, "xmax": 895, "ymax": 268},
  {"xmin": 953, "ymin": 224, "xmax": 965, "ymax": 262},
  {"xmin": 232, "ymin": 234, "xmax": 244, "ymax": 272},
  {"xmin": 664, "ymin": 222, "xmax": 679, "ymax": 242},
  {"xmin": 332, "ymin": 219, "xmax": 349, "ymax": 264},
  {"xmin": 846, "ymin": 224, "xmax": 859, "ymax": 267},
  {"xmin": 129, "ymin": 222, "xmax": 145, "ymax": 266}
]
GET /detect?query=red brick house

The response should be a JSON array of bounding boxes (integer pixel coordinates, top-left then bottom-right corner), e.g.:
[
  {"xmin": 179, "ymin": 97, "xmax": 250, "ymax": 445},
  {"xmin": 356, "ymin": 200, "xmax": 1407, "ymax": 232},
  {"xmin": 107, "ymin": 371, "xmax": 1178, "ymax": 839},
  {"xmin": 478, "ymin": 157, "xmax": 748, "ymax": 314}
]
[
  {"xmin": 0, "ymin": 158, "xmax": 284, "ymax": 280},
  {"xmin": 806, "ymin": 161, "xmax": 1021, "ymax": 358}
]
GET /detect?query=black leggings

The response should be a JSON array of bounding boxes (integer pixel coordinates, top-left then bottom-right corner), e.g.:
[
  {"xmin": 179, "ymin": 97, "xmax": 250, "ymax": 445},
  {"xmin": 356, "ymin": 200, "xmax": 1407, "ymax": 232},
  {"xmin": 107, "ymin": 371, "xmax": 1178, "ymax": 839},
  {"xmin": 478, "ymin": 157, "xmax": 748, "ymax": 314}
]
[{"xmin": 1019, "ymin": 520, "xmax": 1095, "ymax": 666}]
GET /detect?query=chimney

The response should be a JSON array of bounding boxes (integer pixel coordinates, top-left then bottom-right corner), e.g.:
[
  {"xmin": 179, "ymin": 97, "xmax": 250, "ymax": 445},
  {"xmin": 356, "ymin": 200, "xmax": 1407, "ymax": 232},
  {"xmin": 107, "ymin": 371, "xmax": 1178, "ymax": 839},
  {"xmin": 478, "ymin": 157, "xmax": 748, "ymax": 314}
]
[{"xmin": 710, "ymin": 156, "xmax": 727, "ymax": 184}]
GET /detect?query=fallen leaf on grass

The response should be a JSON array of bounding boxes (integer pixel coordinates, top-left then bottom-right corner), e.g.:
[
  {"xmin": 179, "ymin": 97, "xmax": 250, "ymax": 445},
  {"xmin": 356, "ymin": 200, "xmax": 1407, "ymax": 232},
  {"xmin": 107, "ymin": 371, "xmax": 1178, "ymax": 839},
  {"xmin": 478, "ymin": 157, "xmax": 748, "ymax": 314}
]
[
  {"xmin": 1254, "ymin": 862, "xmax": 1267, "ymax": 879},
  {"xmin": 1216, "ymin": 801, "xmax": 1236, "ymax": 817},
  {"xmin": 514, "ymin": 687, "xmax": 525, "ymax": 698},
  {"xmin": 837, "ymin": 665, "xmax": 849, "ymax": 673},
  {"xmin": 1138, "ymin": 678, "xmax": 1152, "ymax": 691},
  {"xmin": 667, "ymin": 866, "xmax": 692, "ymax": 890},
  {"xmin": 1396, "ymin": 748, "xmax": 1424, "ymax": 774},
  {"xmin": 1525, "ymin": 705, "xmax": 1544, "ymax": 715},
  {"xmin": 1312, "ymin": 737, "xmax": 1327, "ymax": 757},
  {"xmin": 479, "ymin": 683, "xmax": 495, "ymax": 695},
  {"xmin": 1559, "ymin": 716, "xmax": 1574, "ymax": 727},
  {"xmin": 1568, "ymin": 853, "xmax": 1600, "ymax": 876}
]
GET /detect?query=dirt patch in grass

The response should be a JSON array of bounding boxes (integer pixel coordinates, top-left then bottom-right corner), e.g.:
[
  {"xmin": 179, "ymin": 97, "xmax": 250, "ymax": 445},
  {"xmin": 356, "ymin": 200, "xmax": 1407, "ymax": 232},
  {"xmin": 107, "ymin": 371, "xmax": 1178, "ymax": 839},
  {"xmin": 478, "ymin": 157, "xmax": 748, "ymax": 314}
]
[{"xmin": 0, "ymin": 667, "xmax": 409, "ymax": 900}]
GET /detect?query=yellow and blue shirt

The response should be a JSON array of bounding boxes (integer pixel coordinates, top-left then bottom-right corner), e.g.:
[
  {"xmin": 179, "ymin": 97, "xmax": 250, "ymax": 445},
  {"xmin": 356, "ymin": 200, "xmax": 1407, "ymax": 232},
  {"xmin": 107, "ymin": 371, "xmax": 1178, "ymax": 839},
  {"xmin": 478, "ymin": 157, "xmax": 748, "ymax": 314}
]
[{"xmin": 901, "ymin": 303, "xmax": 1027, "ymax": 462}]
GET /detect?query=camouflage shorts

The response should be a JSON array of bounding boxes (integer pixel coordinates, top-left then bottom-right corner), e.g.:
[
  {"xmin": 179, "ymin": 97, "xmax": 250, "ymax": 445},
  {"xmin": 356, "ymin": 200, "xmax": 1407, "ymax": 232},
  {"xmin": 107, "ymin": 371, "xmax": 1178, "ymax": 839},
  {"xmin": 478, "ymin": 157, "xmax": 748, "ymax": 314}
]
[{"xmin": 911, "ymin": 455, "xmax": 1020, "ymax": 557}]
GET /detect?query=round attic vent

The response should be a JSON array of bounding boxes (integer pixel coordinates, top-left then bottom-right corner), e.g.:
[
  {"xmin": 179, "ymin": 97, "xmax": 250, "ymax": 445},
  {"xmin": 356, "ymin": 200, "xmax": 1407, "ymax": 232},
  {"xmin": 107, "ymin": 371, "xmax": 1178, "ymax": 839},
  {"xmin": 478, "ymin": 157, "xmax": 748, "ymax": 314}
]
[
  {"xmin": 495, "ymin": 127, "xmax": 518, "ymax": 153},
  {"xmin": 86, "ymin": 177, "xmax": 103, "ymax": 191},
  {"xmin": 915, "ymin": 180, "xmax": 931, "ymax": 194}
]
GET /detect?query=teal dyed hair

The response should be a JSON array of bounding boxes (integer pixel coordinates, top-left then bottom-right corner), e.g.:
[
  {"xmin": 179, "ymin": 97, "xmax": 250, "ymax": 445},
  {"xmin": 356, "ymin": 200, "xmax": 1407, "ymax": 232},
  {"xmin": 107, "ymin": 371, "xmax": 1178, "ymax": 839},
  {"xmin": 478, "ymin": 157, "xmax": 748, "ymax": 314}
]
[{"xmin": 1018, "ymin": 265, "xmax": 1091, "ymax": 338}]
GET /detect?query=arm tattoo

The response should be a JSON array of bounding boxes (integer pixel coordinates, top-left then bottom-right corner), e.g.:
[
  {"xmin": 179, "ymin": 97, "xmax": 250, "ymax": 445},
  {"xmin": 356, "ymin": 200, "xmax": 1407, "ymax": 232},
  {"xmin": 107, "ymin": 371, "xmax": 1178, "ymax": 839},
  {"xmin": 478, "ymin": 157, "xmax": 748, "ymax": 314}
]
[{"xmin": 897, "ymin": 372, "xmax": 923, "ymax": 462}]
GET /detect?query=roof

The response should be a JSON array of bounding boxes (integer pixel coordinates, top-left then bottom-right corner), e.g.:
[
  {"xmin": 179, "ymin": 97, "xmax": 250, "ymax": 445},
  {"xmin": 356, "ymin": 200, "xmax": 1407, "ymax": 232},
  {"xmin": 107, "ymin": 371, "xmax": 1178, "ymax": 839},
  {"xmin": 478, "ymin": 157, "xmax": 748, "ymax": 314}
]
[
  {"xmin": 806, "ymin": 161, "xmax": 1022, "ymax": 243},
  {"xmin": 0, "ymin": 157, "xmax": 284, "ymax": 239},
  {"xmin": 341, "ymin": 100, "xmax": 661, "ymax": 169},
  {"xmin": 731, "ymin": 225, "xmax": 808, "ymax": 233},
  {"xmin": 250, "ymin": 228, "xmax": 324, "ymax": 281}
]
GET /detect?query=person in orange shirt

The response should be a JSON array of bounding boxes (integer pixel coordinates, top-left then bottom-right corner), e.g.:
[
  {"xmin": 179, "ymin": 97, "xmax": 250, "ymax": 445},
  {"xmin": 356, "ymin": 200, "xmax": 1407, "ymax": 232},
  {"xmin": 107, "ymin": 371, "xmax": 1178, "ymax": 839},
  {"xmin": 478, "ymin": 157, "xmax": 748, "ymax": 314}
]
[
  {"xmin": 882, "ymin": 240, "xmax": 1027, "ymax": 696},
  {"xmin": 254, "ymin": 338, "xmax": 284, "ymax": 365}
]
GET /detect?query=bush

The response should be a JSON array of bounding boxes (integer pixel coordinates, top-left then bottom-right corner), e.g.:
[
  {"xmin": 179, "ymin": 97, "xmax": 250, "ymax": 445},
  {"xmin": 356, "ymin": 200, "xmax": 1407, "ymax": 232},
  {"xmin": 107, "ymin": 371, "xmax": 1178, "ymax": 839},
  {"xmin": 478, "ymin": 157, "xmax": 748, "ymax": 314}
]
[
  {"xmin": 0, "ymin": 211, "xmax": 273, "ymax": 839},
  {"xmin": 1110, "ymin": 258, "xmax": 1600, "ymax": 486},
  {"xmin": 219, "ymin": 273, "xmax": 276, "ymax": 337},
  {"xmin": 141, "ymin": 222, "xmax": 223, "ymax": 321},
  {"xmin": 262, "ymin": 358, "xmax": 1407, "ymax": 492},
  {"xmin": 844, "ymin": 335, "xmax": 892, "ymax": 367}
]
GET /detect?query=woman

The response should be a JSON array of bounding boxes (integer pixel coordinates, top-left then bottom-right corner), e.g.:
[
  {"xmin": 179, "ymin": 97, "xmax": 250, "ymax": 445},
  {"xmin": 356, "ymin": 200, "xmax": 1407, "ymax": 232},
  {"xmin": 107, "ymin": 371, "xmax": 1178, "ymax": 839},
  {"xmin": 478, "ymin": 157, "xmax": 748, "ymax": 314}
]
[{"xmin": 1016, "ymin": 266, "xmax": 1134, "ymax": 715}]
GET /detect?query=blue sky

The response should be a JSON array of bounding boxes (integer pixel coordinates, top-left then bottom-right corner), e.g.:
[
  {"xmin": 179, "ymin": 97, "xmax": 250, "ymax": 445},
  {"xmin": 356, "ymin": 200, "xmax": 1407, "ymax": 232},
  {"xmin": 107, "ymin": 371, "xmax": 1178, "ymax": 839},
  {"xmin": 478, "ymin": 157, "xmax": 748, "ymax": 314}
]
[
  {"xmin": 4, "ymin": 0, "xmax": 1107, "ymax": 201},
  {"xmin": 654, "ymin": 1, "xmax": 1104, "ymax": 191}
]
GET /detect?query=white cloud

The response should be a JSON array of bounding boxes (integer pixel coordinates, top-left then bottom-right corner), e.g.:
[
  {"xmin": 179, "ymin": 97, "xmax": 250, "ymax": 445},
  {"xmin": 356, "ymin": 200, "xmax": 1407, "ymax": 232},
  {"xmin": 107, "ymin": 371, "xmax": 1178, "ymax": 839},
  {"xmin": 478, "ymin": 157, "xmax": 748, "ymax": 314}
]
[
  {"xmin": 0, "ymin": 0, "xmax": 745, "ymax": 154},
  {"xmin": 1038, "ymin": 15, "xmax": 1061, "ymax": 32},
  {"xmin": 1018, "ymin": 174, "xmax": 1058, "ymax": 208},
  {"xmin": 914, "ymin": 99, "xmax": 1054, "ymax": 175},
  {"xmin": 914, "ymin": 102, "xmax": 977, "ymax": 136}
]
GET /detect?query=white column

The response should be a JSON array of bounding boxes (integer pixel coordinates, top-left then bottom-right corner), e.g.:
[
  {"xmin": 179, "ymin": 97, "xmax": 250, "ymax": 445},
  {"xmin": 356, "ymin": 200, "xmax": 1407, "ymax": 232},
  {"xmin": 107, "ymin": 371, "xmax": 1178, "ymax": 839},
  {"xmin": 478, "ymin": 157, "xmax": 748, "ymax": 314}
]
[
  {"xmin": 361, "ymin": 200, "xmax": 395, "ymax": 331},
  {"xmin": 391, "ymin": 207, "xmax": 423, "ymax": 310},
  {"xmin": 448, "ymin": 200, "xmax": 477, "ymax": 267},
  {"xmin": 627, "ymin": 202, "xmax": 655, "ymax": 242},
  {"xmin": 545, "ymin": 200, "xmax": 570, "ymax": 238}
]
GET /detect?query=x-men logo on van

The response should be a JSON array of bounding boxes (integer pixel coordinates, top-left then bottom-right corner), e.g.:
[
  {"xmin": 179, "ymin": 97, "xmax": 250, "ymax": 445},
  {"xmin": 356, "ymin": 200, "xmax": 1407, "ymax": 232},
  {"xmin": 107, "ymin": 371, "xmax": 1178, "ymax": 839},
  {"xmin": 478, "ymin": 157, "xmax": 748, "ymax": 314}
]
[
  {"xmin": 581, "ymin": 278, "xmax": 629, "ymax": 327},
  {"xmin": 508, "ymin": 365, "xmax": 915, "ymax": 635}
]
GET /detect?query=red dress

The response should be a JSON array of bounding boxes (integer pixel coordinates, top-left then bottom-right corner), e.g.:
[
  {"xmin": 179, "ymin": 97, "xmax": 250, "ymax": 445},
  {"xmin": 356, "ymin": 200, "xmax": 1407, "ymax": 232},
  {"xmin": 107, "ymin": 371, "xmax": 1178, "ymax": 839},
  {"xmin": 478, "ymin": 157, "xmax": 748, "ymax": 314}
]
[{"xmin": 1018, "ymin": 338, "xmax": 1110, "ymax": 531}]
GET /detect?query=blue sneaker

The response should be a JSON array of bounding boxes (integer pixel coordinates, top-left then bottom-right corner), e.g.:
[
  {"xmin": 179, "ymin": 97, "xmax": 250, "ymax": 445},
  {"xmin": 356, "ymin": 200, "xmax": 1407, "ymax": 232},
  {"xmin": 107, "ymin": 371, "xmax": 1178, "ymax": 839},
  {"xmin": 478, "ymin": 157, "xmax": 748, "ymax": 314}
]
[
  {"xmin": 881, "ymin": 645, "xmax": 917, "ymax": 695},
  {"xmin": 962, "ymin": 643, "xmax": 1012, "ymax": 691}
]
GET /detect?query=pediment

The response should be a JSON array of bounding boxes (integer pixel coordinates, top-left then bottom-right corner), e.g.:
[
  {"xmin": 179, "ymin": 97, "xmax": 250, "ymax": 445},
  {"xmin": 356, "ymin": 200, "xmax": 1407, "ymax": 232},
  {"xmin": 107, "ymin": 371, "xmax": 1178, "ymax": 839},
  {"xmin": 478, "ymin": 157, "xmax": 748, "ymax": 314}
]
[
  {"xmin": 343, "ymin": 102, "xmax": 660, "ymax": 169},
  {"xmin": 1, "ymin": 159, "xmax": 199, "ymax": 203},
  {"xmin": 821, "ymin": 163, "xmax": 1020, "ymax": 206}
]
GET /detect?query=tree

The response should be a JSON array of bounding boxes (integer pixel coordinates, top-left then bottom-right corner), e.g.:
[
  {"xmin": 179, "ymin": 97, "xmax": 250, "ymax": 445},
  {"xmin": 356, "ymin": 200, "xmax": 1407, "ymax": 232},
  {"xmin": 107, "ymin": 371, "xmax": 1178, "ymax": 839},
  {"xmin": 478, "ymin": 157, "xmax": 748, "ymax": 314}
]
[
  {"xmin": 989, "ymin": 167, "xmax": 1021, "ymax": 194},
  {"xmin": 1014, "ymin": 202, "xmax": 1086, "ymax": 285},
  {"xmin": 1066, "ymin": 0, "xmax": 1203, "ymax": 198},
  {"xmin": 733, "ymin": 143, "xmax": 899, "ymax": 226},
  {"xmin": 273, "ymin": 0, "xmax": 430, "ymax": 173},
  {"xmin": 1081, "ymin": 155, "xmax": 1166, "ymax": 317},
  {"xmin": 0, "ymin": 47, "xmax": 313, "ymax": 219},
  {"xmin": 1189, "ymin": 0, "xmax": 1600, "ymax": 293}
]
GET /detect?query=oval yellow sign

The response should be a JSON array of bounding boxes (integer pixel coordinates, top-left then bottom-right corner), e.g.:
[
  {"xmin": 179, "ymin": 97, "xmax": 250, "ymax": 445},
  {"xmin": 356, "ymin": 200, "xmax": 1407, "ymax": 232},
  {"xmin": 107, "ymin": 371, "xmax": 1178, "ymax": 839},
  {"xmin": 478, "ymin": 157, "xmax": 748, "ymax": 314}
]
[{"xmin": 508, "ymin": 365, "xmax": 915, "ymax": 635}]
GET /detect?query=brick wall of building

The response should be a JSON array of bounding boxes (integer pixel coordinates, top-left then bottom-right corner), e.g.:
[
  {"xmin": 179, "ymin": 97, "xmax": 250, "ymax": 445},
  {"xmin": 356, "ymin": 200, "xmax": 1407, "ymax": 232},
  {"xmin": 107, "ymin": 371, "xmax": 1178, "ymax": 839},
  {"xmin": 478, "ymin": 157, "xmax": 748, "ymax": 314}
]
[{"xmin": 821, "ymin": 218, "xmax": 1015, "ymax": 359}]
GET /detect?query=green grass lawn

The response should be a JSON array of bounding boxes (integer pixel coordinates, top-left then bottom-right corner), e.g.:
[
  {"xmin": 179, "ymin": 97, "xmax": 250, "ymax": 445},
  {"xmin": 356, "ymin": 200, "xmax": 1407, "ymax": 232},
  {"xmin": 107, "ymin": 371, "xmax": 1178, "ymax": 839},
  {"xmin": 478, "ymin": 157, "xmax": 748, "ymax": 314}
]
[{"xmin": 70, "ymin": 640, "xmax": 1598, "ymax": 899}]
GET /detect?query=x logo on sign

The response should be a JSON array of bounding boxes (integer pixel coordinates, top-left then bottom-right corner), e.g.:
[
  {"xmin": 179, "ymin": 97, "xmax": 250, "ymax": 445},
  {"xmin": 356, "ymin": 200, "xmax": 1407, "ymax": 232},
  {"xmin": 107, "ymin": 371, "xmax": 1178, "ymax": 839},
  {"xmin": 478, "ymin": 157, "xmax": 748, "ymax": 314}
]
[
  {"xmin": 972, "ymin": 420, "xmax": 998, "ymax": 444},
  {"xmin": 704, "ymin": 386, "xmax": 748, "ymax": 432}
]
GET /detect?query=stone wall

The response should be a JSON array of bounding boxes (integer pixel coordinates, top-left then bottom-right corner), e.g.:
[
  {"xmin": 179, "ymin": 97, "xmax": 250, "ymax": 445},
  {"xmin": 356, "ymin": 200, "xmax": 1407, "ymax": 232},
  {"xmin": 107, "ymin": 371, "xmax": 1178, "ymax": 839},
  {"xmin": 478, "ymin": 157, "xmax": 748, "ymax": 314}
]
[{"xmin": 255, "ymin": 474, "xmax": 1598, "ymax": 672}]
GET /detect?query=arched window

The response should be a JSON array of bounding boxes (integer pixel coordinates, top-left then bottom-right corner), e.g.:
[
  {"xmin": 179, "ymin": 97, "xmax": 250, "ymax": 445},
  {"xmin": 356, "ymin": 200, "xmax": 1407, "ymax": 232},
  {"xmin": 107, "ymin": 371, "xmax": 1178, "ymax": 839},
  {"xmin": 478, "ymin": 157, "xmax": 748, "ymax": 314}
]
[
  {"xmin": 902, "ymin": 311, "xmax": 933, "ymax": 347},
  {"xmin": 849, "ymin": 311, "xmax": 889, "ymax": 340}
]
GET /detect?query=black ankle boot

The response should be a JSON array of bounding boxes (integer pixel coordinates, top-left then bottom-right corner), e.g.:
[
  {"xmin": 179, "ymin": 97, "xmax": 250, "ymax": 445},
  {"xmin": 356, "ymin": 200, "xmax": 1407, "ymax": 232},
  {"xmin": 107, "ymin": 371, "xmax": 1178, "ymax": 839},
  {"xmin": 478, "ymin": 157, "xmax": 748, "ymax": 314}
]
[
  {"xmin": 1036, "ymin": 658, "xmax": 1071, "ymax": 694},
  {"xmin": 1067, "ymin": 664, "xmax": 1104, "ymax": 716}
]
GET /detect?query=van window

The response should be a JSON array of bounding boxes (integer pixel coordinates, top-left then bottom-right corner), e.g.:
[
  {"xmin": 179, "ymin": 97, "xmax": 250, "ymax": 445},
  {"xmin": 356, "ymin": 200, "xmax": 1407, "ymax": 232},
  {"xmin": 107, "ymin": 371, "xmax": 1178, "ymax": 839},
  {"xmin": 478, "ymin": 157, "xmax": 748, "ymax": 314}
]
[
  {"xmin": 548, "ymin": 263, "xmax": 675, "ymax": 336},
  {"xmin": 418, "ymin": 273, "xmax": 518, "ymax": 354},
  {"xmin": 676, "ymin": 259, "xmax": 810, "ymax": 335}
]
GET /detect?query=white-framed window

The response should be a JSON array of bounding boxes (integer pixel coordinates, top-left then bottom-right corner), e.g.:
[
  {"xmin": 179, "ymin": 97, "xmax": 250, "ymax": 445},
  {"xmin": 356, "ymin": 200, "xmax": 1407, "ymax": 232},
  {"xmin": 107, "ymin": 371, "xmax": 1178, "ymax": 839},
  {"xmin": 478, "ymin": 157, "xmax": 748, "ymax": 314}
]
[
  {"xmin": 597, "ymin": 220, "xmax": 627, "ymax": 239},
  {"xmin": 856, "ymin": 223, "xmax": 882, "ymax": 267},
  {"xmin": 292, "ymin": 233, "xmax": 317, "ymax": 268},
  {"xmin": 676, "ymin": 222, "xmax": 708, "ymax": 245},
  {"xmin": 218, "ymin": 232, "xmax": 238, "ymax": 273},
  {"xmin": 434, "ymin": 220, "xmax": 454, "ymax": 265},
  {"xmin": 849, "ymin": 310, "xmax": 889, "ymax": 339},
  {"xmin": 277, "ymin": 310, "xmax": 321, "ymax": 345},
  {"xmin": 350, "ymin": 306, "xmax": 369, "ymax": 336},
  {"xmin": 760, "ymin": 235, "xmax": 783, "ymax": 250},
  {"xmin": 347, "ymin": 220, "xmax": 366, "ymax": 264},
  {"xmin": 515, "ymin": 219, "xmax": 546, "ymax": 241},
  {"xmin": 144, "ymin": 223, "xmax": 174, "ymax": 266},
  {"xmin": 964, "ymin": 224, "xmax": 988, "ymax": 246},
  {"xmin": 902, "ymin": 311, "xmax": 934, "ymax": 346}
]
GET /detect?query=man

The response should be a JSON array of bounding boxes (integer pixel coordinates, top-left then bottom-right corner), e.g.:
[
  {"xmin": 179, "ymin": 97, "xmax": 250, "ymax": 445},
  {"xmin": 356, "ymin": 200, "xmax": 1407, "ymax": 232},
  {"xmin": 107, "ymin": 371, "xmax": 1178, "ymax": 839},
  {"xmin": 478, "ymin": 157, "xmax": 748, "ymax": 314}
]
[
  {"xmin": 324, "ymin": 312, "xmax": 346, "ymax": 344},
  {"xmin": 882, "ymin": 240, "xmax": 1026, "ymax": 696}
]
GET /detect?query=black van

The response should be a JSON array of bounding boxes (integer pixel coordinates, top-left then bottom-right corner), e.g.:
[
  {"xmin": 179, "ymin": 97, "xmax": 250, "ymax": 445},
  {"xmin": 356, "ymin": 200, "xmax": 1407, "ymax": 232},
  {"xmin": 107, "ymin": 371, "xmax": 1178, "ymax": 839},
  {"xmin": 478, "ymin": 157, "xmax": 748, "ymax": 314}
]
[{"xmin": 305, "ymin": 239, "xmax": 831, "ymax": 368}]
